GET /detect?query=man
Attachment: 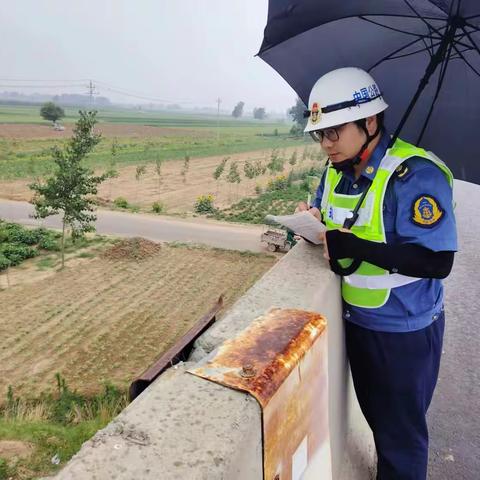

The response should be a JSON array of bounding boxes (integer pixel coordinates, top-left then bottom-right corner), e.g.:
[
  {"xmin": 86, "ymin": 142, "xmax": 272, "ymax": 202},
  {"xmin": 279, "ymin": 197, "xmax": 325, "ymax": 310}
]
[{"xmin": 298, "ymin": 67, "xmax": 457, "ymax": 479}]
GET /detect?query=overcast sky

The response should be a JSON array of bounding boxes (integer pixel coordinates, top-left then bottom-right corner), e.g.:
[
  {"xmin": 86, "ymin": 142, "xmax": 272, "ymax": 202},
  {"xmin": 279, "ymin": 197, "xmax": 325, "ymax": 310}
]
[{"xmin": 0, "ymin": 0, "xmax": 297, "ymax": 113}]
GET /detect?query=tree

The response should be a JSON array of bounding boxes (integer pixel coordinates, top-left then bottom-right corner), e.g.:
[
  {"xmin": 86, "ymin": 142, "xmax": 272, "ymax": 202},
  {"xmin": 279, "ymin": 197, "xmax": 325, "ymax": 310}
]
[
  {"xmin": 106, "ymin": 138, "xmax": 119, "ymax": 199},
  {"xmin": 135, "ymin": 165, "xmax": 147, "ymax": 201},
  {"xmin": 213, "ymin": 157, "xmax": 228, "ymax": 194},
  {"xmin": 253, "ymin": 107, "xmax": 266, "ymax": 120},
  {"xmin": 40, "ymin": 102, "xmax": 65, "ymax": 123},
  {"xmin": 243, "ymin": 160, "xmax": 256, "ymax": 180},
  {"xmin": 232, "ymin": 101, "xmax": 245, "ymax": 118},
  {"xmin": 29, "ymin": 111, "xmax": 112, "ymax": 268},
  {"xmin": 267, "ymin": 148, "xmax": 284, "ymax": 174},
  {"xmin": 226, "ymin": 161, "xmax": 241, "ymax": 200},
  {"xmin": 287, "ymin": 97, "xmax": 308, "ymax": 134},
  {"xmin": 253, "ymin": 158, "xmax": 266, "ymax": 176},
  {"xmin": 226, "ymin": 161, "xmax": 241, "ymax": 185},
  {"xmin": 181, "ymin": 154, "xmax": 190, "ymax": 183},
  {"xmin": 289, "ymin": 150, "xmax": 298, "ymax": 166},
  {"xmin": 154, "ymin": 156, "xmax": 163, "ymax": 194}
]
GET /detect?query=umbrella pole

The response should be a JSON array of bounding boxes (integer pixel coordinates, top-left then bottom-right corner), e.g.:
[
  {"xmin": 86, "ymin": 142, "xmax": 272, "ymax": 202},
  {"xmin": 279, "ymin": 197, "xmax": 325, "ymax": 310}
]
[{"xmin": 389, "ymin": 18, "xmax": 459, "ymax": 148}]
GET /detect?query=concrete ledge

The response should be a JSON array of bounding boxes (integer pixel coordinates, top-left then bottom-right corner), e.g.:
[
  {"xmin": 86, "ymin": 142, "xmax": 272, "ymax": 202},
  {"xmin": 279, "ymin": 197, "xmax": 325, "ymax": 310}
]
[{"xmin": 53, "ymin": 241, "xmax": 374, "ymax": 479}]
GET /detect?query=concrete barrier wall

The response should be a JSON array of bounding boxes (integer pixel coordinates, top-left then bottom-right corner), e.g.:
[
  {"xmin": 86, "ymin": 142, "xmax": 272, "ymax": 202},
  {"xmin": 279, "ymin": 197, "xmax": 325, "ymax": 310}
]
[{"xmin": 53, "ymin": 241, "xmax": 375, "ymax": 479}]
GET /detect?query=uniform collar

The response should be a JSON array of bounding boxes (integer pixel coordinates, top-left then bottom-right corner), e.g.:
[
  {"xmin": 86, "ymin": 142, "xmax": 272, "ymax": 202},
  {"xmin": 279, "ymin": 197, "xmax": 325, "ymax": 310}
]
[{"xmin": 359, "ymin": 130, "xmax": 391, "ymax": 181}]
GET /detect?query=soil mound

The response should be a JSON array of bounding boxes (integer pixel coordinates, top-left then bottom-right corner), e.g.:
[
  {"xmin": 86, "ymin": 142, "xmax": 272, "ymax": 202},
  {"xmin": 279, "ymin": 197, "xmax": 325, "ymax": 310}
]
[{"xmin": 102, "ymin": 237, "xmax": 161, "ymax": 261}]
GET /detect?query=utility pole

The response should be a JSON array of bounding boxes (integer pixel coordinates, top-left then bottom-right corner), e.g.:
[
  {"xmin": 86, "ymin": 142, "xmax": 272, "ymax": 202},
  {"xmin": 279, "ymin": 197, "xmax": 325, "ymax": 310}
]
[
  {"xmin": 216, "ymin": 97, "xmax": 222, "ymax": 144},
  {"xmin": 87, "ymin": 80, "xmax": 97, "ymax": 106}
]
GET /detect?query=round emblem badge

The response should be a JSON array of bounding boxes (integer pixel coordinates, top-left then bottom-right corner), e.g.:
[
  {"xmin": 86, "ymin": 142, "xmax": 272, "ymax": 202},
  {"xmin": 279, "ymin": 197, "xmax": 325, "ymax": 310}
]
[
  {"xmin": 412, "ymin": 195, "xmax": 444, "ymax": 227},
  {"xmin": 310, "ymin": 102, "xmax": 321, "ymax": 124}
]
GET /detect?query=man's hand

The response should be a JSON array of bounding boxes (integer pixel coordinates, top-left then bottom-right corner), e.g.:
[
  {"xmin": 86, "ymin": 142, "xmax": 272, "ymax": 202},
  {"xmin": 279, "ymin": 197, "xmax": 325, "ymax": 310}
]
[
  {"xmin": 295, "ymin": 202, "xmax": 321, "ymax": 220},
  {"xmin": 320, "ymin": 228, "xmax": 352, "ymax": 260},
  {"xmin": 295, "ymin": 201, "xmax": 309, "ymax": 213}
]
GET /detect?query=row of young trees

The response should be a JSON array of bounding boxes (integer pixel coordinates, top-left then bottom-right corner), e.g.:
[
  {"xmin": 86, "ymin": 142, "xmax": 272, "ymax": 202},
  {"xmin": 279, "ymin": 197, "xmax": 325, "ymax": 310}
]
[
  {"xmin": 232, "ymin": 97, "xmax": 307, "ymax": 126},
  {"xmin": 231, "ymin": 101, "xmax": 266, "ymax": 120},
  {"xmin": 210, "ymin": 146, "xmax": 320, "ymax": 202}
]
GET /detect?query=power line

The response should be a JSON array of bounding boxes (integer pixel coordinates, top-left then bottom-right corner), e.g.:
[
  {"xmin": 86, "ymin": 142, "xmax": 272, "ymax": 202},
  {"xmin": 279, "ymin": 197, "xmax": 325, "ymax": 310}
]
[
  {"xmin": 0, "ymin": 78, "xmax": 217, "ymax": 107},
  {"xmin": 0, "ymin": 84, "xmax": 86, "ymax": 89},
  {"xmin": 0, "ymin": 78, "xmax": 90, "ymax": 82}
]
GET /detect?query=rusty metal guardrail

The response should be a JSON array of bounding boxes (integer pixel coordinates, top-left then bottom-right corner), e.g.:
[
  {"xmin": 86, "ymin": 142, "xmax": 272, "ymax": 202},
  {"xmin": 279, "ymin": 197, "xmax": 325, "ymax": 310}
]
[
  {"xmin": 129, "ymin": 295, "xmax": 224, "ymax": 401},
  {"xmin": 189, "ymin": 308, "xmax": 332, "ymax": 480}
]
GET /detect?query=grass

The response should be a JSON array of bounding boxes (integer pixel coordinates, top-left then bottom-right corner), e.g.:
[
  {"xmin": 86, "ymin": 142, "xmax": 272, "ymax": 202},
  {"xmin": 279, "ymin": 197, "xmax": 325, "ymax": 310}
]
[
  {"xmin": 35, "ymin": 256, "xmax": 56, "ymax": 270},
  {"xmin": 0, "ymin": 377, "xmax": 128, "ymax": 480},
  {"xmin": 76, "ymin": 251, "xmax": 96, "ymax": 259},
  {"xmin": 0, "ymin": 103, "xmax": 287, "ymax": 128},
  {"xmin": 0, "ymin": 419, "xmax": 105, "ymax": 479}
]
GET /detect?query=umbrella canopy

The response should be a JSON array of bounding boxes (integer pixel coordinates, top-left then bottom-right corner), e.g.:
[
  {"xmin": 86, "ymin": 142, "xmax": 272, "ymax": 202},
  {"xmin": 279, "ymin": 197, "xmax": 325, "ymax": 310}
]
[{"xmin": 258, "ymin": 0, "xmax": 480, "ymax": 184}]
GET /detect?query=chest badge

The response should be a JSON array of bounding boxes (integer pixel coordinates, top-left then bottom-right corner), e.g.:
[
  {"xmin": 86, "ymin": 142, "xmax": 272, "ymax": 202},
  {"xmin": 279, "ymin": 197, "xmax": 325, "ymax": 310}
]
[
  {"xmin": 365, "ymin": 166, "xmax": 374, "ymax": 175},
  {"xmin": 412, "ymin": 195, "xmax": 444, "ymax": 227}
]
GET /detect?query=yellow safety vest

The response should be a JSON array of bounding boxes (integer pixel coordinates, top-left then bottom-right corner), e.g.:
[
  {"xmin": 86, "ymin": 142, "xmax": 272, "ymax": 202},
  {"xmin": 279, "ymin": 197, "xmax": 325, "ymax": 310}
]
[{"xmin": 321, "ymin": 138, "xmax": 453, "ymax": 309}]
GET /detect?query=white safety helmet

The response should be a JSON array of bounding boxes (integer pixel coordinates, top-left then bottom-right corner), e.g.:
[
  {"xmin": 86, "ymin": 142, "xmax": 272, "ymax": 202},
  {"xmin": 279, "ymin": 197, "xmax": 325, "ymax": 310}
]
[{"xmin": 304, "ymin": 67, "xmax": 388, "ymax": 134}]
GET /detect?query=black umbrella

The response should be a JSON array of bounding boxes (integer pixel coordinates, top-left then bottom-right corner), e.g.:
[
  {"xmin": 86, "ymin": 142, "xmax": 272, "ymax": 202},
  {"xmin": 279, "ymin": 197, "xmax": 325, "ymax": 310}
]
[{"xmin": 258, "ymin": 0, "xmax": 480, "ymax": 184}]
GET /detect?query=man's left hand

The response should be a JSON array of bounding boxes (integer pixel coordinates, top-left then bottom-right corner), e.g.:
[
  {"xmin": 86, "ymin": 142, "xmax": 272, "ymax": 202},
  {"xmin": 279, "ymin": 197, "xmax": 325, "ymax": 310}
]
[{"xmin": 320, "ymin": 228, "xmax": 352, "ymax": 260}]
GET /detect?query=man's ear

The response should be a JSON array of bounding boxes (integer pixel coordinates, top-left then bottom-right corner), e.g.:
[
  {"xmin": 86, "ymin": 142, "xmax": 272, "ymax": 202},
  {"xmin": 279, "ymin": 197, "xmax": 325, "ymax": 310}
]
[{"xmin": 366, "ymin": 115, "xmax": 378, "ymax": 135}]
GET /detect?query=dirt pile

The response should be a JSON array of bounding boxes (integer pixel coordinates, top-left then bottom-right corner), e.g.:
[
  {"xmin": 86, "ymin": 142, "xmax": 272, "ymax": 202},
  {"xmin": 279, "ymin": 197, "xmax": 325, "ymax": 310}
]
[{"xmin": 102, "ymin": 237, "xmax": 162, "ymax": 261}]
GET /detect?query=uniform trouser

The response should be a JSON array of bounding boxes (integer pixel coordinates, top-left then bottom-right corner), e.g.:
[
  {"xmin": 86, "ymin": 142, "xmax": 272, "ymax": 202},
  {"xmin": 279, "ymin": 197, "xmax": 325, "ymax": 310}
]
[{"xmin": 345, "ymin": 312, "xmax": 445, "ymax": 480}]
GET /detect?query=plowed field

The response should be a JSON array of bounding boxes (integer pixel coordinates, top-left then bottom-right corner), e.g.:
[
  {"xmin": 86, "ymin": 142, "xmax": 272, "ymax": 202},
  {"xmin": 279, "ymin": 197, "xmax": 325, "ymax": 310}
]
[
  {"xmin": 0, "ymin": 123, "xmax": 207, "ymax": 139},
  {"xmin": 0, "ymin": 241, "xmax": 276, "ymax": 398}
]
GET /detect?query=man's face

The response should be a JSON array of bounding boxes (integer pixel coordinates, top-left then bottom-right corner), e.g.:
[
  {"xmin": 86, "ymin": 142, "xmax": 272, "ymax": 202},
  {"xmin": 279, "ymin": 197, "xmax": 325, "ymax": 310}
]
[{"xmin": 319, "ymin": 116, "xmax": 377, "ymax": 163}]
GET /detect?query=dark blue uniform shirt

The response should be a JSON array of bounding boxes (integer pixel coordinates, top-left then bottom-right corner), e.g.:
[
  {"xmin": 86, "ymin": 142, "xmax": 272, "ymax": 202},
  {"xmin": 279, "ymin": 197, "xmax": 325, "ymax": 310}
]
[{"xmin": 313, "ymin": 131, "xmax": 457, "ymax": 332}]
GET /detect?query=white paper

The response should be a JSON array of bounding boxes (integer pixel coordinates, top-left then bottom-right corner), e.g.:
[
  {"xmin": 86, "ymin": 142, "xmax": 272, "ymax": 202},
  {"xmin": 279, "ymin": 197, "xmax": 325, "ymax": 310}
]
[
  {"xmin": 265, "ymin": 211, "xmax": 325, "ymax": 245},
  {"xmin": 292, "ymin": 436, "xmax": 308, "ymax": 480}
]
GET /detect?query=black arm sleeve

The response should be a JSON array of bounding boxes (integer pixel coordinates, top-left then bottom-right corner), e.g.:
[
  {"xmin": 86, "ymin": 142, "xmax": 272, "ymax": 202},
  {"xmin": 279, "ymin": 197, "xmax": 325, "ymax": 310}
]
[{"xmin": 325, "ymin": 230, "xmax": 455, "ymax": 279}]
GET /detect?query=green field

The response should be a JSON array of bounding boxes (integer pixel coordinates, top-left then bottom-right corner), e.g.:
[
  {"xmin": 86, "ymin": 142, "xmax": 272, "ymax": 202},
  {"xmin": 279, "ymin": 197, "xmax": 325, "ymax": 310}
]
[
  {"xmin": 0, "ymin": 104, "xmax": 309, "ymax": 180},
  {"xmin": 0, "ymin": 103, "xmax": 285, "ymax": 128}
]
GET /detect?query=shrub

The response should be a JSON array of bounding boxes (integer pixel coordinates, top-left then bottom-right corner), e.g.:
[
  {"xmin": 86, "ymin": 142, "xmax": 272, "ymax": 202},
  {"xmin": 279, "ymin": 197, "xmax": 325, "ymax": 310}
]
[
  {"xmin": 255, "ymin": 184, "xmax": 263, "ymax": 195},
  {"xmin": 194, "ymin": 194, "xmax": 215, "ymax": 214},
  {"xmin": 0, "ymin": 254, "xmax": 11, "ymax": 271},
  {"xmin": 152, "ymin": 201, "xmax": 165, "ymax": 214},
  {"xmin": 0, "ymin": 243, "xmax": 37, "ymax": 266},
  {"xmin": 114, "ymin": 197, "xmax": 129, "ymax": 209},
  {"xmin": 1, "ymin": 223, "xmax": 40, "ymax": 245},
  {"xmin": 290, "ymin": 124, "xmax": 304, "ymax": 136},
  {"xmin": 289, "ymin": 150, "xmax": 297, "ymax": 166},
  {"xmin": 38, "ymin": 236, "xmax": 60, "ymax": 251},
  {"xmin": 266, "ymin": 175, "xmax": 288, "ymax": 192}
]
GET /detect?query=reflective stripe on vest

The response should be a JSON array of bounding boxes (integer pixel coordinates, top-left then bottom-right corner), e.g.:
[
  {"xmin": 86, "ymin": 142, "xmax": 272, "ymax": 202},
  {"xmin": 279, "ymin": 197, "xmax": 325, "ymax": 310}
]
[
  {"xmin": 321, "ymin": 137, "xmax": 454, "ymax": 309},
  {"xmin": 343, "ymin": 272, "xmax": 421, "ymax": 289}
]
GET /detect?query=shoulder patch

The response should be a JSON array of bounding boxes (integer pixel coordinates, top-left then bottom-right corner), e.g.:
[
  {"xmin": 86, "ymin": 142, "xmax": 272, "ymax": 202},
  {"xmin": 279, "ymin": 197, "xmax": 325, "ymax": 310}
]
[
  {"xmin": 411, "ymin": 194, "xmax": 444, "ymax": 227},
  {"xmin": 394, "ymin": 162, "xmax": 411, "ymax": 181}
]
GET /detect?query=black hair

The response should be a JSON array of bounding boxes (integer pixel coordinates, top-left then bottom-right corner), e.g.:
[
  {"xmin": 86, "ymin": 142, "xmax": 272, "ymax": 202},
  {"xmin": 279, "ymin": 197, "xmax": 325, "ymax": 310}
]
[{"xmin": 354, "ymin": 111, "xmax": 385, "ymax": 132}]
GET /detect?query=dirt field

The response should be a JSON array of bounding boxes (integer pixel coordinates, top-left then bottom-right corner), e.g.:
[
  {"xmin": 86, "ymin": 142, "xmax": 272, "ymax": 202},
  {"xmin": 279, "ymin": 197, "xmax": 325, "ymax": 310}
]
[
  {"xmin": 0, "ymin": 239, "xmax": 276, "ymax": 398},
  {"xmin": 0, "ymin": 145, "xmax": 317, "ymax": 213},
  {"xmin": 0, "ymin": 123, "xmax": 210, "ymax": 139}
]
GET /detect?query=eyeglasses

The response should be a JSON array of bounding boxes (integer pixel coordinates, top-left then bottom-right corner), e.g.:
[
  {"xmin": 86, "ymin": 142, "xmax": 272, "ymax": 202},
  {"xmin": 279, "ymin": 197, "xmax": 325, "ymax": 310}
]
[{"xmin": 310, "ymin": 123, "xmax": 348, "ymax": 143}]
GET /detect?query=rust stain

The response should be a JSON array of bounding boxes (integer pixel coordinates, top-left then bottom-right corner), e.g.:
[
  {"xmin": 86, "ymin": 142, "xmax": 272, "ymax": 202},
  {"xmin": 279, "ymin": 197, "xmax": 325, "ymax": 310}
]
[{"xmin": 191, "ymin": 308, "xmax": 326, "ymax": 407}]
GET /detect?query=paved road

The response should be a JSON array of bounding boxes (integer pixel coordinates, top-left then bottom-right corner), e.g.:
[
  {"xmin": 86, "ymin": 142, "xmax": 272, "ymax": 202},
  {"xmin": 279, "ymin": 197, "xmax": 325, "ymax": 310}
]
[
  {"xmin": 429, "ymin": 180, "xmax": 480, "ymax": 479},
  {"xmin": 0, "ymin": 200, "xmax": 265, "ymax": 253},
  {"xmin": 1, "ymin": 181, "xmax": 479, "ymax": 478}
]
